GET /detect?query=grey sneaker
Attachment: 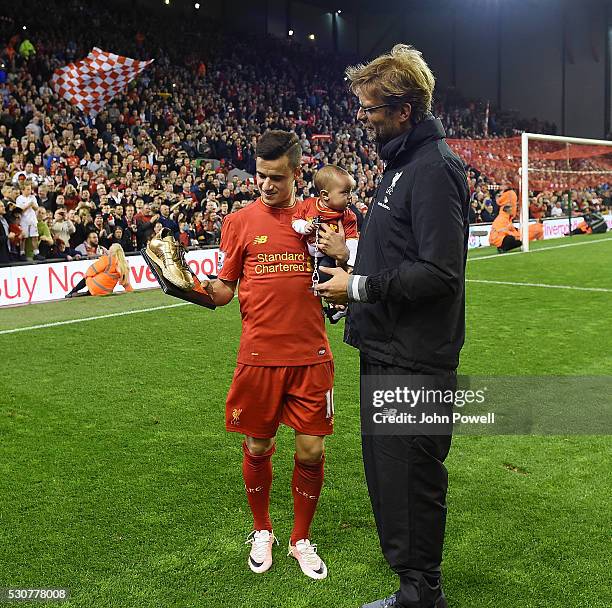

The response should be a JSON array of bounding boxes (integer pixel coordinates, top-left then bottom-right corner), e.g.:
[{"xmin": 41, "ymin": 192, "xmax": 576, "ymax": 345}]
[
  {"xmin": 361, "ymin": 591, "xmax": 447, "ymax": 608},
  {"xmin": 361, "ymin": 593, "xmax": 399, "ymax": 608}
]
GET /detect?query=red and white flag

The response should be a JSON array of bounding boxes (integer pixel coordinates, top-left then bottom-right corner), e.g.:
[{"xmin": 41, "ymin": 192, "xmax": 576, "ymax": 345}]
[{"xmin": 51, "ymin": 47, "xmax": 153, "ymax": 116}]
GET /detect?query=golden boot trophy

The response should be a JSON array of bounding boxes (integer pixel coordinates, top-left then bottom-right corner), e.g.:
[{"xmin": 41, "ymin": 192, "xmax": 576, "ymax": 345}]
[{"xmin": 142, "ymin": 228, "xmax": 216, "ymax": 309}]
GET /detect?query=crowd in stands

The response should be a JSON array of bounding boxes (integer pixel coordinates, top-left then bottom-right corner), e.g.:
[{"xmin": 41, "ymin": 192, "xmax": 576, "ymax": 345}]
[
  {"xmin": 0, "ymin": 0, "xmax": 609, "ymax": 264},
  {"xmin": 466, "ymin": 167, "xmax": 612, "ymax": 225}
]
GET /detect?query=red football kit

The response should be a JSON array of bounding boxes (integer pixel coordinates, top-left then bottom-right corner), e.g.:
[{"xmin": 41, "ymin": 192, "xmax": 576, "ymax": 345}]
[
  {"xmin": 292, "ymin": 196, "xmax": 359, "ymax": 241},
  {"xmin": 218, "ymin": 198, "xmax": 334, "ymax": 438}
]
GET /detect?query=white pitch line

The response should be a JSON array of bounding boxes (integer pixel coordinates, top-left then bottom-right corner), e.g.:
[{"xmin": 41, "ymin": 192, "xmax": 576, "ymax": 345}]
[
  {"xmin": 467, "ymin": 279, "xmax": 612, "ymax": 293},
  {"xmin": 0, "ymin": 302, "xmax": 190, "ymax": 336},
  {"xmin": 1, "ymin": 236, "xmax": 609, "ymax": 336},
  {"xmin": 468, "ymin": 236, "xmax": 612, "ymax": 262}
]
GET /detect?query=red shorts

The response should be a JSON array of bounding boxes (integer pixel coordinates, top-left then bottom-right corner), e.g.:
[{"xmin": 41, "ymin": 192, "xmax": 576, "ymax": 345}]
[{"xmin": 225, "ymin": 361, "xmax": 335, "ymax": 438}]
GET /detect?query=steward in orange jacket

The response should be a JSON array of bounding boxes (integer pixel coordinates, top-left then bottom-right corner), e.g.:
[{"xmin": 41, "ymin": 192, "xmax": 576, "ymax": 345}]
[
  {"xmin": 490, "ymin": 187, "xmax": 544, "ymax": 252},
  {"xmin": 489, "ymin": 208, "xmax": 520, "ymax": 249},
  {"xmin": 65, "ymin": 244, "xmax": 133, "ymax": 298},
  {"xmin": 85, "ymin": 254, "xmax": 133, "ymax": 295},
  {"xmin": 497, "ymin": 188, "xmax": 518, "ymax": 217}
]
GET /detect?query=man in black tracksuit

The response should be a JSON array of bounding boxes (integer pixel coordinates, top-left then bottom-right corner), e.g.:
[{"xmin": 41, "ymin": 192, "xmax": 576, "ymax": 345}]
[{"xmin": 318, "ymin": 45, "xmax": 469, "ymax": 608}]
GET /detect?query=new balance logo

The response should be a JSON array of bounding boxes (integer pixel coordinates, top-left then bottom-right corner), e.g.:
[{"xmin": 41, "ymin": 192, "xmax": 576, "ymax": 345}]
[
  {"xmin": 245, "ymin": 485, "xmax": 264, "ymax": 493},
  {"xmin": 253, "ymin": 235, "xmax": 268, "ymax": 244}
]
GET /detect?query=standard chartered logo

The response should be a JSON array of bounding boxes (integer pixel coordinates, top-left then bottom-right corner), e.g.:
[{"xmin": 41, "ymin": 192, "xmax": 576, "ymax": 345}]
[{"xmin": 254, "ymin": 252, "xmax": 311, "ymax": 274}]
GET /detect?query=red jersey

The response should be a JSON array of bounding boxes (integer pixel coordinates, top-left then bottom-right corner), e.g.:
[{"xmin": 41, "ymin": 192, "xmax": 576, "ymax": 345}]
[
  {"xmin": 218, "ymin": 198, "xmax": 332, "ymax": 367},
  {"xmin": 292, "ymin": 197, "xmax": 358, "ymax": 240}
]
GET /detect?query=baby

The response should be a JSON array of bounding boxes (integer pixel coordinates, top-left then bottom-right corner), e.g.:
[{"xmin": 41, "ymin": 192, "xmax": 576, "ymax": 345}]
[{"xmin": 291, "ymin": 164, "xmax": 359, "ymax": 285}]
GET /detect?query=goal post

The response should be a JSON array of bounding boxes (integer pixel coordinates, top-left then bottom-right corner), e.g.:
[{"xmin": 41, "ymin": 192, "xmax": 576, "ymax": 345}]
[{"xmin": 520, "ymin": 132, "xmax": 612, "ymax": 252}]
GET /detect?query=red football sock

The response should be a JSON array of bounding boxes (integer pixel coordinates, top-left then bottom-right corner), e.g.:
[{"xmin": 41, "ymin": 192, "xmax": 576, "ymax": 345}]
[
  {"xmin": 290, "ymin": 453, "xmax": 325, "ymax": 545},
  {"xmin": 242, "ymin": 441, "xmax": 275, "ymax": 532}
]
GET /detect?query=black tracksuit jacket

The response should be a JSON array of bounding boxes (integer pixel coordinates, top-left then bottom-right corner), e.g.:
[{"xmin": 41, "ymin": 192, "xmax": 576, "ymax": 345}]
[{"xmin": 345, "ymin": 117, "xmax": 470, "ymax": 371}]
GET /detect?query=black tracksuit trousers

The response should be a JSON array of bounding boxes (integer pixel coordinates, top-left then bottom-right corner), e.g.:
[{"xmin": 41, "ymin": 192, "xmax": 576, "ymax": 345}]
[{"xmin": 360, "ymin": 356, "xmax": 454, "ymax": 608}]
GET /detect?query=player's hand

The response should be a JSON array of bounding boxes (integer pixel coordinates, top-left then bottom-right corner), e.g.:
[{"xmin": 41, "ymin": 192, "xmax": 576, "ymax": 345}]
[
  {"xmin": 315, "ymin": 266, "xmax": 349, "ymax": 304},
  {"xmin": 318, "ymin": 221, "xmax": 349, "ymax": 266}
]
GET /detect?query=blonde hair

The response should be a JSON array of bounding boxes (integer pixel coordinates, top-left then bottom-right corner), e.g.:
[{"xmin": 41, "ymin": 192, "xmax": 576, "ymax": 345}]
[
  {"xmin": 314, "ymin": 165, "xmax": 355, "ymax": 194},
  {"xmin": 345, "ymin": 44, "xmax": 435, "ymax": 124},
  {"xmin": 109, "ymin": 243, "xmax": 130, "ymax": 286}
]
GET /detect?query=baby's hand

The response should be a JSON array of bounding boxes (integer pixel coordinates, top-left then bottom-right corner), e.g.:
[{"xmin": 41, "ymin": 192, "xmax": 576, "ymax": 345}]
[{"xmin": 303, "ymin": 221, "xmax": 314, "ymax": 235}]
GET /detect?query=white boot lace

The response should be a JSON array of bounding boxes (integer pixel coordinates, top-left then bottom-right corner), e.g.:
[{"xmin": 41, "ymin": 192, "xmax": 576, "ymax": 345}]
[
  {"xmin": 246, "ymin": 530, "xmax": 277, "ymax": 562},
  {"xmin": 292, "ymin": 539, "xmax": 320, "ymax": 568}
]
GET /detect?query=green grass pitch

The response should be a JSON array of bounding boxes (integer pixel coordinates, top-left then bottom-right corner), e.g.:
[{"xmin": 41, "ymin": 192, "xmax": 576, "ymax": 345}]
[{"xmin": 1, "ymin": 233, "xmax": 610, "ymax": 608}]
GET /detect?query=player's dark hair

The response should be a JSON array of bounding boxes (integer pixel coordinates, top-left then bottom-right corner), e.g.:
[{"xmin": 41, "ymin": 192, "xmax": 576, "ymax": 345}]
[{"xmin": 256, "ymin": 130, "xmax": 301, "ymax": 169}]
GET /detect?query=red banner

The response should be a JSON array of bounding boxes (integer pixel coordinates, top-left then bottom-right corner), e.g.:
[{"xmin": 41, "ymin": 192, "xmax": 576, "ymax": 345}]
[{"xmin": 448, "ymin": 137, "xmax": 612, "ymax": 190}]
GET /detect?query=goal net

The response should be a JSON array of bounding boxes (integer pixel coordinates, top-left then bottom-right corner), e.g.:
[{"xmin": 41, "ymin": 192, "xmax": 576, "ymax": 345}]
[{"xmin": 449, "ymin": 133, "xmax": 612, "ymax": 251}]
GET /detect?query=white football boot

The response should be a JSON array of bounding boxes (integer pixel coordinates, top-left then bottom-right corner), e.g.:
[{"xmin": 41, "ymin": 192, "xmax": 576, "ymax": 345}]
[
  {"xmin": 245, "ymin": 530, "xmax": 277, "ymax": 574},
  {"xmin": 288, "ymin": 538, "xmax": 328, "ymax": 580}
]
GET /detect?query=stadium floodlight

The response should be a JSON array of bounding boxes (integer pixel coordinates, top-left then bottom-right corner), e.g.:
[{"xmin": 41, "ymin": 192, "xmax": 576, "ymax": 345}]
[
  {"xmin": 288, "ymin": 29, "xmax": 294, "ymax": 36},
  {"xmin": 308, "ymin": 33, "xmax": 315, "ymax": 40},
  {"xmin": 195, "ymin": 2, "xmax": 200, "ymax": 8},
  {"xmin": 520, "ymin": 132, "xmax": 612, "ymax": 252},
  {"xmin": 22, "ymin": 25, "xmax": 27, "ymax": 30},
  {"xmin": 164, "ymin": 0, "xmax": 170, "ymax": 5},
  {"xmin": 337, "ymin": 10, "xmax": 342, "ymax": 14}
]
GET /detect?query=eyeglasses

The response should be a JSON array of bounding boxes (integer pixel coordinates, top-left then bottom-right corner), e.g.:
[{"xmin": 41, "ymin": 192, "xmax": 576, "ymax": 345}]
[{"xmin": 358, "ymin": 103, "xmax": 396, "ymax": 115}]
